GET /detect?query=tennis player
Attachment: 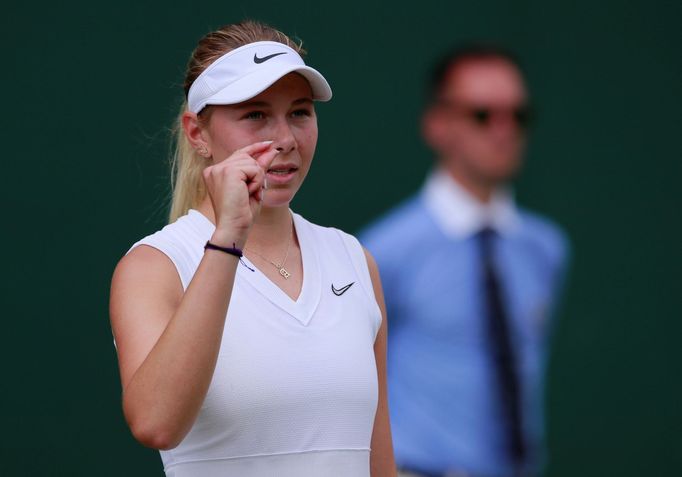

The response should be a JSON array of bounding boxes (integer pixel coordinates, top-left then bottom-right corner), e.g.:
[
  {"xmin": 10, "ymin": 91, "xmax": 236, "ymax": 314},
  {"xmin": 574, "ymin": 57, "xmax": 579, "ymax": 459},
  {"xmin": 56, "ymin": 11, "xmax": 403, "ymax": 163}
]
[{"xmin": 110, "ymin": 20, "xmax": 395, "ymax": 477}]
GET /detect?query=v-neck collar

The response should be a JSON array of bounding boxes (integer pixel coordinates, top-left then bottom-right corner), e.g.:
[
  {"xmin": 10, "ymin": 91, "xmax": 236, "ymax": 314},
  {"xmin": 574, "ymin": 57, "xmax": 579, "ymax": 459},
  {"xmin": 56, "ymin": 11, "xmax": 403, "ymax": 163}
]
[{"xmin": 189, "ymin": 210, "xmax": 322, "ymax": 326}]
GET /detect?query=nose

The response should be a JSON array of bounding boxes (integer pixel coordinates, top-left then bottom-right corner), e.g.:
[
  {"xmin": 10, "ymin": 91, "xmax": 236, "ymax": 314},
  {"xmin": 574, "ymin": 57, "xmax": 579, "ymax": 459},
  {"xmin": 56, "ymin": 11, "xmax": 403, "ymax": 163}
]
[
  {"xmin": 489, "ymin": 114, "xmax": 523, "ymax": 142},
  {"xmin": 272, "ymin": 118, "xmax": 297, "ymax": 154}
]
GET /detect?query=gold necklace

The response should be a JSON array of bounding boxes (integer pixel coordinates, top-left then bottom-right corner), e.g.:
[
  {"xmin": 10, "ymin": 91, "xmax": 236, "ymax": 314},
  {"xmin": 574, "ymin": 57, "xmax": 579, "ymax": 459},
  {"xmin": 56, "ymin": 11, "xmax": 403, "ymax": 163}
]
[{"xmin": 245, "ymin": 229, "xmax": 293, "ymax": 279}]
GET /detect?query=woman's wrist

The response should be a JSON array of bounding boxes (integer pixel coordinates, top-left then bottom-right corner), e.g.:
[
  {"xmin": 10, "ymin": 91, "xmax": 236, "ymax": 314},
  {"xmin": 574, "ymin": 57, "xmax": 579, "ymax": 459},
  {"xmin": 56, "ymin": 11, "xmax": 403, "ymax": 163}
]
[
  {"xmin": 210, "ymin": 227, "xmax": 248, "ymax": 250},
  {"xmin": 204, "ymin": 232, "xmax": 255, "ymax": 273},
  {"xmin": 204, "ymin": 241, "xmax": 243, "ymax": 258}
]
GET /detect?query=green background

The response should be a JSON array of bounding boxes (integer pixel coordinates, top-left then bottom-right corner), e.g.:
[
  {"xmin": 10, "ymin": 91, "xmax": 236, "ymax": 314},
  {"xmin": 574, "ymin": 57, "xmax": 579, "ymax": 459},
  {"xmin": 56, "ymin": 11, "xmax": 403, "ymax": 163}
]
[{"xmin": 3, "ymin": 1, "xmax": 680, "ymax": 475}]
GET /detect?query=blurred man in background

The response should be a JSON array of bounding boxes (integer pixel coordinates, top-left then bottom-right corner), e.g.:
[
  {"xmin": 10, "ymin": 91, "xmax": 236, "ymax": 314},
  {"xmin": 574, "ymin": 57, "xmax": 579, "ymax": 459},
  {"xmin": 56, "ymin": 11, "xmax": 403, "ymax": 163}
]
[{"xmin": 360, "ymin": 46, "xmax": 569, "ymax": 477}]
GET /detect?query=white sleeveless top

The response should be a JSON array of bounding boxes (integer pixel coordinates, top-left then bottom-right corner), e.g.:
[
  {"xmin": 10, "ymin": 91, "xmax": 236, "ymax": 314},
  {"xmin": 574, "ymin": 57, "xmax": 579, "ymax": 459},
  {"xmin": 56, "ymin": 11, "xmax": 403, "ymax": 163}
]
[{"xmin": 129, "ymin": 210, "xmax": 382, "ymax": 477}]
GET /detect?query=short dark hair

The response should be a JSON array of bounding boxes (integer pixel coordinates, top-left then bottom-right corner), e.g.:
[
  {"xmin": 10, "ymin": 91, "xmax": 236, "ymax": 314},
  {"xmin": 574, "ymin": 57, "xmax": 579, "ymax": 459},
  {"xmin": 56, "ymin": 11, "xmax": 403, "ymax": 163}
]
[{"xmin": 427, "ymin": 44, "xmax": 524, "ymax": 104}]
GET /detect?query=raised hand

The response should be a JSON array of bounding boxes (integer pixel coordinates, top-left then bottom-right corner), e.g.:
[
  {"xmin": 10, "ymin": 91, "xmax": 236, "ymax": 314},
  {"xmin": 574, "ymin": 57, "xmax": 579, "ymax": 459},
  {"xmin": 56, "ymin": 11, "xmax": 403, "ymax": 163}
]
[{"xmin": 202, "ymin": 140, "xmax": 279, "ymax": 247}]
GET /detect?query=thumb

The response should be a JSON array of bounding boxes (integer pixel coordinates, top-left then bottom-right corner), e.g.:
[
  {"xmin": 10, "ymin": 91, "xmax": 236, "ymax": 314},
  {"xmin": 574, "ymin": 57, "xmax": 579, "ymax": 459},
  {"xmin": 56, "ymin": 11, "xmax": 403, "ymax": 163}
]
[{"xmin": 256, "ymin": 148, "xmax": 280, "ymax": 171}]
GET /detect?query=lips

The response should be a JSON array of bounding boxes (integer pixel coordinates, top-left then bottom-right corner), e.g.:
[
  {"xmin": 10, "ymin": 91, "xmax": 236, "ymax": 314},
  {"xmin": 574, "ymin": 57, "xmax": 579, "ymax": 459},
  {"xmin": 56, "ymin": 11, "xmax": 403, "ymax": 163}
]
[
  {"xmin": 267, "ymin": 166, "xmax": 298, "ymax": 175},
  {"xmin": 266, "ymin": 163, "xmax": 298, "ymax": 184}
]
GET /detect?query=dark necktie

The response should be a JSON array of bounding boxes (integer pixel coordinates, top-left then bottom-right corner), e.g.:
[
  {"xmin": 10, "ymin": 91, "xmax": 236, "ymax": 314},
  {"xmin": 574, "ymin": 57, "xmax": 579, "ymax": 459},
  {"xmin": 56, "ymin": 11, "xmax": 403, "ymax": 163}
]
[{"xmin": 477, "ymin": 227, "xmax": 526, "ymax": 473}]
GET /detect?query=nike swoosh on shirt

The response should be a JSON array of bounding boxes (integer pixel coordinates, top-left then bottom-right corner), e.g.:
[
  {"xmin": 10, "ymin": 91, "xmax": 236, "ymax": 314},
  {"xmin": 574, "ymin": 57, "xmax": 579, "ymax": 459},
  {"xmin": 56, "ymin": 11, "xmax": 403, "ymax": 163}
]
[
  {"xmin": 253, "ymin": 52, "xmax": 287, "ymax": 64},
  {"xmin": 331, "ymin": 282, "xmax": 354, "ymax": 296}
]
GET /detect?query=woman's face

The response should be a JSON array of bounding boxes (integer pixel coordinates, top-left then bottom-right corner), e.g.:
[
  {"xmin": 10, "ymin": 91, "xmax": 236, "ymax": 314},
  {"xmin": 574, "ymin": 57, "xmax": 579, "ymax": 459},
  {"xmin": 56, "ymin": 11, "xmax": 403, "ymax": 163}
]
[{"xmin": 202, "ymin": 73, "xmax": 318, "ymax": 209}]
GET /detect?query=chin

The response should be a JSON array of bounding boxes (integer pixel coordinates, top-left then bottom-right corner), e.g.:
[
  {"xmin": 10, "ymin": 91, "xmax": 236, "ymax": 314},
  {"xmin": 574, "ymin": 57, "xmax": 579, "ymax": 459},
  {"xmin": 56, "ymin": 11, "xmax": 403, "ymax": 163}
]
[
  {"xmin": 481, "ymin": 158, "xmax": 521, "ymax": 182},
  {"xmin": 262, "ymin": 189, "xmax": 296, "ymax": 209}
]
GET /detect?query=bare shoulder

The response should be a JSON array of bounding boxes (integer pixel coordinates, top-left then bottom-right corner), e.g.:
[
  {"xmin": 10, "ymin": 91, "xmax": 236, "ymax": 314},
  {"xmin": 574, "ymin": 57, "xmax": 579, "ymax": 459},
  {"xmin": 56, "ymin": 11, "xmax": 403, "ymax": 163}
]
[
  {"xmin": 110, "ymin": 245, "xmax": 183, "ymax": 389},
  {"xmin": 362, "ymin": 247, "xmax": 381, "ymax": 285},
  {"xmin": 111, "ymin": 245, "xmax": 182, "ymax": 301}
]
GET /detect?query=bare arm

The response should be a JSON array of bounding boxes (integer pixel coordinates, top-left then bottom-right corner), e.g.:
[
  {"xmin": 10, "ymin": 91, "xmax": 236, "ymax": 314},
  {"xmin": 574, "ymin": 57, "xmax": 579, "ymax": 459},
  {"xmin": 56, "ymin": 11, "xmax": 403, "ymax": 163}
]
[
  {"xmin": 110, "ymin": 244, "xmax": 240, "ymax": 449},
  {"xmin": 110, "ymin": 141, "xmax": 278, "ymax": 449},
  {"xmin": 365, "ymin": 248, "xmax": 397, "ymax": 477}
]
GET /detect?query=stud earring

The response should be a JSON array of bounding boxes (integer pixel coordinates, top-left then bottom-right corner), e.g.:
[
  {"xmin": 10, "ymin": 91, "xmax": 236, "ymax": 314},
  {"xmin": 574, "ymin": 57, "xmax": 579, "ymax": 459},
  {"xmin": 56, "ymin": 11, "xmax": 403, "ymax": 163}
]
[{"xmin": 197, "ymin": 145, "xmax": 209, "ymax": 157}]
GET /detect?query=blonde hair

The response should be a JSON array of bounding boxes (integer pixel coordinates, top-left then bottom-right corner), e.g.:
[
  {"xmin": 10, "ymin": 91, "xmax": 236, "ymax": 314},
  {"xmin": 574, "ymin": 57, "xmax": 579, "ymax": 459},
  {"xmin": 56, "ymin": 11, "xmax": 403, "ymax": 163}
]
[{"xmin": 168, "ymin": 20, "xmax": 306, "ymax": 222}]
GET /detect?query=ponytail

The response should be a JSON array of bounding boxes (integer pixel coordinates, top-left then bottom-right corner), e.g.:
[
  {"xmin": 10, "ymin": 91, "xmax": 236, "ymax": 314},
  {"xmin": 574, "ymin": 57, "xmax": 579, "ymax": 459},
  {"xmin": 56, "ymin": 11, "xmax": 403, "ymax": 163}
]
[{"xmin": 168, "ymin": 101, "xmax": 207, "ymax": 223}]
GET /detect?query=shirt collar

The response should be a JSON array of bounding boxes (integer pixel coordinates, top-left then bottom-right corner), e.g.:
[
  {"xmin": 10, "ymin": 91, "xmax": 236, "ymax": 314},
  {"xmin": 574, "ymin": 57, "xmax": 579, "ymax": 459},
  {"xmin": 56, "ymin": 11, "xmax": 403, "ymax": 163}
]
[{"xmin": 422, "ymin": 168, "xmax": 521, "ymax": 239}]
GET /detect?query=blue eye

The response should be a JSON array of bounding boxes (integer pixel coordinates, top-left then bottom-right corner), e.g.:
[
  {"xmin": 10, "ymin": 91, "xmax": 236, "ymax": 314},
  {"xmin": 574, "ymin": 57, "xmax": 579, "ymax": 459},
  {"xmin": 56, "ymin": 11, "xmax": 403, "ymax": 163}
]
[
  {"xmin": 291, "ymin": 109, "xmax": 312, "ymax": 118},
  {"xmin": 244, "ymin": 111, "xmax": 264, "ymax": 120}
]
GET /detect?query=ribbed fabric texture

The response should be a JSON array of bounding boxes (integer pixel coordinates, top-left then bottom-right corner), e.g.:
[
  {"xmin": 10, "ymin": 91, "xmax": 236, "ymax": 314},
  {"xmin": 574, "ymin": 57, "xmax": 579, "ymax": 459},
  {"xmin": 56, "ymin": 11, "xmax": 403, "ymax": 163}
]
[{"xmin": 129, "ymin": 210, "xmax": 381, "ymax": 477}]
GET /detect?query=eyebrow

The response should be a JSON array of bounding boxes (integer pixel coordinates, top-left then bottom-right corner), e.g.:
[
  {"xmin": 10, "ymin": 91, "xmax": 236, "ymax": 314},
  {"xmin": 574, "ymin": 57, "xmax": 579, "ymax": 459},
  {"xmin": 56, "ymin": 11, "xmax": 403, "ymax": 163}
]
[
  {"xmin": 234, "ymin": 100, "xmax": 269, "ymax": 109},
  {"xmin": 292, "ymin": 98, "xmax": 313, "ymax": 105},
  {"xmin": 235, "ymin": 97, "xmax": 313, "ymax": 109}
]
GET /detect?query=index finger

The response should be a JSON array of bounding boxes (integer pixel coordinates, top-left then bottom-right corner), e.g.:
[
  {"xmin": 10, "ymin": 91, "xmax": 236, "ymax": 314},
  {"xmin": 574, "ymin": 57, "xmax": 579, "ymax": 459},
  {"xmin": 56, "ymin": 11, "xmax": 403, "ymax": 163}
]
[{"xmin": 236, "ymin": 140, "xmax": 274, "ymax": 157}]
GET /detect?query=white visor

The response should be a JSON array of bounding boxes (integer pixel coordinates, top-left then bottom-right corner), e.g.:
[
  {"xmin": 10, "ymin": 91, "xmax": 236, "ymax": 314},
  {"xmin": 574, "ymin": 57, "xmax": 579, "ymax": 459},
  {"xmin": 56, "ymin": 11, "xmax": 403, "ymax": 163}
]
[{"xmin": 187, "ymin": 41, "xmax": 332, "ymax": 113}]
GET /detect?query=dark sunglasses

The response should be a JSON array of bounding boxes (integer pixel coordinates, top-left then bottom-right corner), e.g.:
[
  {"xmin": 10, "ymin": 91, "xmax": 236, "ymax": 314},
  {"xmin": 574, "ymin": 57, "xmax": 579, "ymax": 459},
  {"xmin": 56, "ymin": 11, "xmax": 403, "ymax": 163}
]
[{"xmin": 438, "ymin": 101, "xmax": 533, "ymax": 129}]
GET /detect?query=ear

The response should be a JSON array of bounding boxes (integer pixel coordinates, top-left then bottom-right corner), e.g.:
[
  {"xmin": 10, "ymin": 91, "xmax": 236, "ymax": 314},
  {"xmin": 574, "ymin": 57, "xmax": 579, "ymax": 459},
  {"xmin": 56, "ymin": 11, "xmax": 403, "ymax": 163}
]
[
  {"xmin": 421, "ymin": 107, "xmax": 445, "ymax": 152},
  {"xmin": 182, "ymin": 111, "xmax": 211, "ymax": 157}
]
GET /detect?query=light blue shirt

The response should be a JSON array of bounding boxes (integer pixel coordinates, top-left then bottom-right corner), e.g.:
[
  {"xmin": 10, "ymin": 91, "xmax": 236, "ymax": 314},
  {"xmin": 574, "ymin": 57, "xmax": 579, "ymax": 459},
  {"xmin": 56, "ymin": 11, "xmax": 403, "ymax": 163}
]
[{"xmin": 359, "ymin": 170, "xmax": 569, "ymax": 477}]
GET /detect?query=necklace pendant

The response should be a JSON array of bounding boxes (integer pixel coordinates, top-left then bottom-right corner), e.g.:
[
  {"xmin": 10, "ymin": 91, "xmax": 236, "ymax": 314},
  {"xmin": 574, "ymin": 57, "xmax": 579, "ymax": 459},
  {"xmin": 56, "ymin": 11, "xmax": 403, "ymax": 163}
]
[{"xmin": 278, "ymin": 267, "xmax": 291, "ymax": 279}]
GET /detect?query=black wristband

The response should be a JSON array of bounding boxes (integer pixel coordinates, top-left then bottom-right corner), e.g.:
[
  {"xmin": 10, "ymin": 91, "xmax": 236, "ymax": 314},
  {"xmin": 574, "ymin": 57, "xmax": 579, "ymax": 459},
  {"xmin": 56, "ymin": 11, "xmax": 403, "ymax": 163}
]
[{"xmin": 204, "ymin": 241, "xmax": 243, "ymax": 258}]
